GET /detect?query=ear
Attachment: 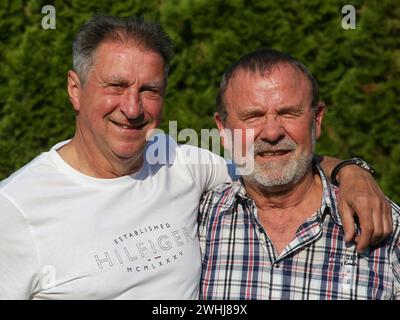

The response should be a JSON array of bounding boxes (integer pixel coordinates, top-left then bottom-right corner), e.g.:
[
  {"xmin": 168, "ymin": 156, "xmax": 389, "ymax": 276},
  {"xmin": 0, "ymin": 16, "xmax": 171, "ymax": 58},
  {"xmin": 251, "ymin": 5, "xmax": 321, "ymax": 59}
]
[
  {"xmin": 214, "ymin": 112, "xmax": 228, "ymax": 147},
  {"xmin": 67, "ymin": 70, "xmax": 82, "ymax": 112},
  {"xmin": 314, "ymin": 101, "xmax": 325, "ymax": 139},
  {"xmin": 214, "ymin": 112, "xmax": 226, "ymax": 132}
]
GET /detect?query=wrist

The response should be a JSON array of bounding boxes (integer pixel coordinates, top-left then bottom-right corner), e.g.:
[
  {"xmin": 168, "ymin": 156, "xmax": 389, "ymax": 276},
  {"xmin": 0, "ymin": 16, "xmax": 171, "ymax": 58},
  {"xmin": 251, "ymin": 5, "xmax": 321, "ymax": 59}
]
[{"xmin": 331, "ymin": 157, "xmax": 376, "ymax": 186}]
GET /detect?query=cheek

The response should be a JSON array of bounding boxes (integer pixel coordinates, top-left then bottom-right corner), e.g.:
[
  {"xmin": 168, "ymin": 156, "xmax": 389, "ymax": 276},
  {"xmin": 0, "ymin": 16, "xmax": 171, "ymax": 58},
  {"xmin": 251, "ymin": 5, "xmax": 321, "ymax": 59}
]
[
  {"xmin": 86, "ymin": 96, "xmax": 120, "ymax": 120},
  {"xmin": 100, "ymin": 95, "xmax": 120, "ymax": 114},
  {"xmin": 225, "ymin": 122, "xmax": 256, "ymax": 156},
  {"xmin": 286, "ymin": 124, "xmax": 314, "ymax": 151},
  {"xmin": 81, "ymin": 86, "xmax": 116, "ymax": 109},
  {"xmin": 242, "ymin": 128, "xmax": 256, "ymax": 155},
  {"xmin": 145, "ymin": 100, "xmax": 164, "ymax": 122}
]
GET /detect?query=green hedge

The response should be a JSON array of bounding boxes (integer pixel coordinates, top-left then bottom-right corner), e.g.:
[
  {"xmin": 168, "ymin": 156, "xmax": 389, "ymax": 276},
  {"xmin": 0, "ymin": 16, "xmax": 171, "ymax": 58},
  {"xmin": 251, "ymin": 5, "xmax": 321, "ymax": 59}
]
[{"xmin": 0, "ymin": 0, "xmax": 399, "ymax": 202}]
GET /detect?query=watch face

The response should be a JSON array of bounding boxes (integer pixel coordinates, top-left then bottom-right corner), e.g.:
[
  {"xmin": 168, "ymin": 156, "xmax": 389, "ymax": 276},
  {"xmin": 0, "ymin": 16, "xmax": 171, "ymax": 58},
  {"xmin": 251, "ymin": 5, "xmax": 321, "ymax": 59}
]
[{"xmin": 353, "ymin": 158, "xmax": 375, "ymax": 174}]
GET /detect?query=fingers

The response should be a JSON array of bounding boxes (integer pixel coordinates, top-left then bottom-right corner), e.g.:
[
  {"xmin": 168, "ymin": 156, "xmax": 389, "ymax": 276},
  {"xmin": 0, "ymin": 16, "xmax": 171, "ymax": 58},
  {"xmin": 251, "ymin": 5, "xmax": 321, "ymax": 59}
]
[
  {"xmin": 382, "ymin": 198, "xmax": 393, "ymax": 240},
  {"xmin": 346, "ymin": 197, "xmax": 379, "ymax": 253},
  {"xmin": 355, "ymin": 208, "xmax": 374, "ymax": 253},
  {"xmin": 339, "ymin": 202, "xmax": 356, "ymax": 244},
  {"xmin": 347, "ymin": 198, "xmax": 392, "ymax": 253},
  {"xmin": 331, "ymin": 164, "xmax": 393, "ymax": 253},
  {"xmin": 368, "ymin": 195, "xmax": 392, "ymax": 246},
  {"xmin": 370, "ymin": 199, "xmax": 384, "ymax": 245}
]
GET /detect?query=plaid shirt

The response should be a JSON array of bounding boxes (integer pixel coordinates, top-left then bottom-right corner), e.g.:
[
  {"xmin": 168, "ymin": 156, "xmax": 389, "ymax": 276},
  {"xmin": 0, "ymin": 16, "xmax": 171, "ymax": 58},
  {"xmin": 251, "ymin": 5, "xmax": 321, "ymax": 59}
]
[{"xmin": 199, "ymin": 165, "xmax": 400, "ymax": 300}]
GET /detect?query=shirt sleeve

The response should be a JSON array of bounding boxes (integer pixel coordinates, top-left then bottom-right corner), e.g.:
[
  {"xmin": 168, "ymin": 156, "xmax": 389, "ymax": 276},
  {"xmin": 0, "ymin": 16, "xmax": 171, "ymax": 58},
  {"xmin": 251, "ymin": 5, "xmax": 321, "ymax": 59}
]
[
  {"xmin": 179, "ymin": 144, "xmax": 232, "ymax": 193},
  {"xmin": 0, "ymin": 193, "xmax": 40, "ymax": 299}
]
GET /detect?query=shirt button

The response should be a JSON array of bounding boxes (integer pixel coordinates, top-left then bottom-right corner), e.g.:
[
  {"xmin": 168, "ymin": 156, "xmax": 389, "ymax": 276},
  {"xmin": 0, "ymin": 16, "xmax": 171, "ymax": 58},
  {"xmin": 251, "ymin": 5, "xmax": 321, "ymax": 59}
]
[{"xmin": 274, "ymin": 264, "xmax": 280, "ymax": 269}]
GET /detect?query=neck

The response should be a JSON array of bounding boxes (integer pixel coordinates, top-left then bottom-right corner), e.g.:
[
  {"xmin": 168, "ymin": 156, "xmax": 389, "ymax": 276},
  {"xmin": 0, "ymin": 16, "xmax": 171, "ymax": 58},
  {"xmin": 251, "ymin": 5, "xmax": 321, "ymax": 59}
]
[
  {"xmin": 243, "ymin": 169, "xmax": 322, "ymax": 212},
  {"xmin": 57, "ymin": 134, "xmax": 144, "ymax": 179},
  {"xmin": 243, "ymin": 170, "xmax": 323, "ymax": 255}
]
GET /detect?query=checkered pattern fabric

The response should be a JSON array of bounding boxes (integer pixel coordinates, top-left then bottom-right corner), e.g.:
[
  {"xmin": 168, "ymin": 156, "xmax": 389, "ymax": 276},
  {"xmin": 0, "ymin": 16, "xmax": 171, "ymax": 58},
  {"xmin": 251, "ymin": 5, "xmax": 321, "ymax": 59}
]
[{"xmin": 199, "ymin": 165, "xmax": 400, "ymax": 300}]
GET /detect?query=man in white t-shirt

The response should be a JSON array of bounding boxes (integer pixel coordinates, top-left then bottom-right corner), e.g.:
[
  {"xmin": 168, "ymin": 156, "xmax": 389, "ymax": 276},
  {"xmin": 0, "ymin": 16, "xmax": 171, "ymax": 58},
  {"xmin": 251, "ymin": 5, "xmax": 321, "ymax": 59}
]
[{"xmin": 0, "ymin": 15, "xmax": 392, "ymax": 299}]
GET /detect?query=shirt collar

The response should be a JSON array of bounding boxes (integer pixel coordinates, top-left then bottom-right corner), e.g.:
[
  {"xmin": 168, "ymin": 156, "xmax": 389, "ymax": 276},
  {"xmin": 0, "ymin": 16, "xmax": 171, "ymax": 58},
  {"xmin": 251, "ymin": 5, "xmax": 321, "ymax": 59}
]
[{"xmin": 315, "ymin": 162, "xmax": 343, "ymax": 227}]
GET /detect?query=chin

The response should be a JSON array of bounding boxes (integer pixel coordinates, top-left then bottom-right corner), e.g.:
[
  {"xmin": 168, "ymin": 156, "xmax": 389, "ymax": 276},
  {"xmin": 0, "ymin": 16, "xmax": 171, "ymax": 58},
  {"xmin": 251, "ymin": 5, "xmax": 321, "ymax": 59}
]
[{"xmin": 112, "ymin": 143, "xmax": 146, "ymax": 160}]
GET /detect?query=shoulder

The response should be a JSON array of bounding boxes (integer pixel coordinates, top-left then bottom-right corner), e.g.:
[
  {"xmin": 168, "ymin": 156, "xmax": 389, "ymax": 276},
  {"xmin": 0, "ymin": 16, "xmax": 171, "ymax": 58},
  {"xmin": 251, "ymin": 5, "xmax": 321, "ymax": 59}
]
[
  {"xmin": 145, "ymin": 133, "xmax": 226, "ymax": 165},
  {"xmin": 0, "ymin": 141, "xmax": 68, "ymax": 202},
  {"xmin": 199, "ymin": 181, "xmax": 242, "ymax": 218},
  {"xmin": 0, "ymin": 152, "xmax": 52, "ymax": 194},
  {"xmin": 198, "ymin": 181, "xmax": 246, "ymax": 242},
  {"xmin": 177, "ymin": 143, "xmax": 226, "ymax": 166},
  {"xmin": 201, "ymin": 181, "xmax": 240, "ymax": 199}
]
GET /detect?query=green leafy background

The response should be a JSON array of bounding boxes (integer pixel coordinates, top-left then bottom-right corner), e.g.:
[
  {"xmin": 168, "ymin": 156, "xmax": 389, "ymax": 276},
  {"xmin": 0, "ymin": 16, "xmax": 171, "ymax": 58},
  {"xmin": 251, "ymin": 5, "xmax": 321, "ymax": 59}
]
[{"xmin": 0, "ymin": 0, "xmax": 399, "ymax": 202}]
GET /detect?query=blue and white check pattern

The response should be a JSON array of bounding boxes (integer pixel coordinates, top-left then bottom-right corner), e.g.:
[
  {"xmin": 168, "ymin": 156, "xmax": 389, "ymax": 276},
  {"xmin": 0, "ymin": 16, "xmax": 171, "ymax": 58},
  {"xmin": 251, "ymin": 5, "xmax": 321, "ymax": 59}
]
[{"xmin": 199, "ymin": 164, "xmax": 400, "ymax": 300}]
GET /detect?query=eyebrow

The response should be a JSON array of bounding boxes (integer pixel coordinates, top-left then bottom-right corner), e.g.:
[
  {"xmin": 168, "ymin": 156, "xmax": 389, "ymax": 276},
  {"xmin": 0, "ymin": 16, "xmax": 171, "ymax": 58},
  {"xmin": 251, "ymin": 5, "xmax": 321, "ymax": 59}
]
[
  {"xmin": 101, "ymin": 76, "xmax": 129, "ymax": 86},
  {"xmin": 239, "ymin": 104, "xmax": 305, "ymax": 117},
  {"xmin": 239, "ymin": 108, "xmax": 264, "ymax": 117},
  {"xmin": 140, "ymin": 81, "xmax": 165, "ymax": 89},
  {"xmin": 101, "ymin": 77, "xmax": 165, "ymax": 89},
  {"xmin": 277, "ymin": 105, "xmax": 304, "ymax": 112}
]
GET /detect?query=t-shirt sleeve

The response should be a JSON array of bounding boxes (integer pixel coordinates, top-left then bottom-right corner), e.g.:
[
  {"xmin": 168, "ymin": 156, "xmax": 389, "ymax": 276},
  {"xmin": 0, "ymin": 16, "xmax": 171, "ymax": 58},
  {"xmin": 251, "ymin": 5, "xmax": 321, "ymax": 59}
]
[
  {"xmin": 0, "ymin": 193, "xmax": 39, "ymax": 299},
  {"xmin": 180, "ymin": 145, "xmax": 232, "ymax": 193}
]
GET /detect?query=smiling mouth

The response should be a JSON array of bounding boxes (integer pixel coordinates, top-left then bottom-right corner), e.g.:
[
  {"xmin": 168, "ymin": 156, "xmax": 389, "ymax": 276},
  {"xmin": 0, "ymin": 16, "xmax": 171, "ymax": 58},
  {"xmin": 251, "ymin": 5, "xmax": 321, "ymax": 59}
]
[
  {"xmin": 257, "ymin": 150, "xmax": 291, "ymax": 157},
  {"xmin": 111, "ymin": 120, "xmax": 148, "ymax": 130}
]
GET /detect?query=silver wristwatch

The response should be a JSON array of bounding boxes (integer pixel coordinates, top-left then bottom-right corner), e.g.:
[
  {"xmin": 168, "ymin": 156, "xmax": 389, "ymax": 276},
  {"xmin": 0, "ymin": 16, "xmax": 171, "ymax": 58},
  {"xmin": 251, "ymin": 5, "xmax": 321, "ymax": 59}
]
[{"xmin": 331, "ymin": 157, "xmax": 376, "ymax": 186}]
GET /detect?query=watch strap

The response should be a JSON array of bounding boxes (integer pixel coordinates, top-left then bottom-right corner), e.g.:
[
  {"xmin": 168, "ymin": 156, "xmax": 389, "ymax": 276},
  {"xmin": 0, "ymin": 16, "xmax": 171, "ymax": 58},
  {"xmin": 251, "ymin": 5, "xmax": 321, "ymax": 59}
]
[{"xmin": 331, "ymin": 157, "xmax": 376, "ymax": 187}]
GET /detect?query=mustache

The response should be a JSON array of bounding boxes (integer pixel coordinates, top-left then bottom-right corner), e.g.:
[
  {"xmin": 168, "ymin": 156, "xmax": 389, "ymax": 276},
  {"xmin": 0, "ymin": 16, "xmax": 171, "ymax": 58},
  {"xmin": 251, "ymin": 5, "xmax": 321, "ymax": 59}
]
[{"xmin": 252, "ymin": 138, "xmax": 297, "ymax": 153}]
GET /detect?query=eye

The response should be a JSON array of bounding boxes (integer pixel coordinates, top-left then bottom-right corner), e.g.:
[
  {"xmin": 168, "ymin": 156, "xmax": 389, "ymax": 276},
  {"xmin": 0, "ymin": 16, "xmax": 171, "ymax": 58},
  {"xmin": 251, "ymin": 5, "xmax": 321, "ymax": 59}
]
[
  {"xmin": 145, "ymin": 88, "xmax": 158, "ymax": 94},
  {"xmin": 281, "ymin": 112, "xmax": 298, "ymax": 118},
  {"xmin": 242, "ymin": 114, "xmax": 263, "ymax": 125},
  {"xmin": 140, "ymin": 87, "xmax": 163, "ymax": 98},
  {"xmin": 109, "ymin": 83, "xmax": 127, "ymax": 89},
  {"xmin": 241, "ymin": 111, "xmax": 261, "ymax": 119},
  {"xmin": 103, "ymin": 83, "xmax": 125, "ymax": 95},
  {"xmin": 278, "ymin": 110, "xmax": 304, "ymax": 120},
  {"xmin": 246, "ymin": 115, "xmax": 259, "ymax": 121}
]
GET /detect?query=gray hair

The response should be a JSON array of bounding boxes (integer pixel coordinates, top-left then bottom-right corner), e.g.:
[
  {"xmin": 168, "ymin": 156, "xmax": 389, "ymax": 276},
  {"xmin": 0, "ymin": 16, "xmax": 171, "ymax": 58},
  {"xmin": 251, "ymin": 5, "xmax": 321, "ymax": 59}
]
[
  {"xmin": 216, "ymin": 47, "xmax": 320, "ymax": 122},
  {"xmin": 72, "ymin": 15, "xmax": 174, "ymax": 85}
]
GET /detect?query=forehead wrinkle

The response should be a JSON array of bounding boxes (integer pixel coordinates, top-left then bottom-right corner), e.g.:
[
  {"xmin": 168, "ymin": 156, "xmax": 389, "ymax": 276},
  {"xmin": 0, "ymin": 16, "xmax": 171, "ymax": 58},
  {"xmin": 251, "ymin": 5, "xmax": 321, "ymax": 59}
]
[
  {"xmin": 90, "ymin": 43, "xmax": 165, "ymax": 90},
  {"xmin": 92, "ymin": 40, "xmax": 164, "ymax": 70},
  {"xmin": 259, "ymin": 64, "xmax": 312, "ymax": 107},
  {"xmin": 226, "ymin": 65, "xmax": 312, "ymax": 114},
  {"xmin": 232, "ymin": 62, "xmax": 311, "ymax": 94}
]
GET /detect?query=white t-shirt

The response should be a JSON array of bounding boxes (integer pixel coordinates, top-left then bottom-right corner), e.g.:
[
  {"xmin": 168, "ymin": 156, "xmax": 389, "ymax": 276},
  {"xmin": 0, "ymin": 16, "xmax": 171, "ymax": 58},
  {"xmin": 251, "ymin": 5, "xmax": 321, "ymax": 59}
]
[{"xmin": 0, "ymin": 135, "xmax": 230, "ymax": 299}]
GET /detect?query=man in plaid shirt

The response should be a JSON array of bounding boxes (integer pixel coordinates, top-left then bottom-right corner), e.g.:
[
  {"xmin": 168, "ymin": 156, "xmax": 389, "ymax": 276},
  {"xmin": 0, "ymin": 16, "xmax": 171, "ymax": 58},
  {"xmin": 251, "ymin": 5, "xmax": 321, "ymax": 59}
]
[{"xmin": 199, "ymin": 48, "xmax": 400, "ymax": 300}]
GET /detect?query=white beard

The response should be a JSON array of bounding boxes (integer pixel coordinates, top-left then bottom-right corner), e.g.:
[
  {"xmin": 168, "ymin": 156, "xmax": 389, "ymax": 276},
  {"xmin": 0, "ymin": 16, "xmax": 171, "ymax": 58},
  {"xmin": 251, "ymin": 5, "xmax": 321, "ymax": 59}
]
[{"xmin": 244, "ymin": 121, "xmax": 316, "ymax": 189}]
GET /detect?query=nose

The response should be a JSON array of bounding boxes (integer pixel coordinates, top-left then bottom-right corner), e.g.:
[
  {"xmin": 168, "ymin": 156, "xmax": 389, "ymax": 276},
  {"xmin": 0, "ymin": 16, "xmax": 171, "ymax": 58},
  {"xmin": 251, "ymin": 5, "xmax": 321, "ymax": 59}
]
[
  {"xmin": 258, "ymin": 115, "xmax": 285, "ymax": 144},
  {"xmin": 119, "ymin": 88, "xmax": 143, "ymax": 119}
]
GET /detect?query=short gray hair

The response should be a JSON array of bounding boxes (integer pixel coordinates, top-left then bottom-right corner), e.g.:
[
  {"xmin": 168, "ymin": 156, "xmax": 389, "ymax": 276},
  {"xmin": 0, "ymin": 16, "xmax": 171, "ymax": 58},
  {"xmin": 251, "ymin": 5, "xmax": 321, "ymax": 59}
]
[
  {"xmin": 216, "ymin": 47, "xmax": 320, "ymax": 122},
  {"xmin": 72, "ymin": 15, "xmax": 174, "ymax": 85}
]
